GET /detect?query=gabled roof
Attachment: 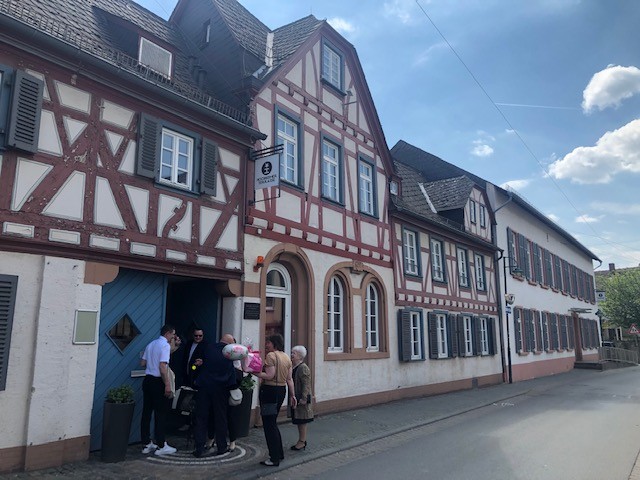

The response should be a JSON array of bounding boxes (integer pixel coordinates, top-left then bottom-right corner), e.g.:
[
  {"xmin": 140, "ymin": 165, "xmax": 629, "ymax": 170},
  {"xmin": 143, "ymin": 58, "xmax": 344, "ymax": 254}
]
[
  {"xmin": 392, "ymin": 161, "xmax": 495, "ymax": 250},
  {"xmin": 272, "ymin": 15, "xmax": 324, "ymax": 65},
  {"xmin": 391, "ymin": 140, "xmax": 487, "ymax": 188},
  {"xmin": 209, "ymin": 0, "xmax": 270, "ymax": 60},
  {"xmin": 0, "ymin": 0, "xmax": 254, "ymax": 127},
  {"xmin": 422, "ymin": 176, "xmax": 474, "ymax": 212}
]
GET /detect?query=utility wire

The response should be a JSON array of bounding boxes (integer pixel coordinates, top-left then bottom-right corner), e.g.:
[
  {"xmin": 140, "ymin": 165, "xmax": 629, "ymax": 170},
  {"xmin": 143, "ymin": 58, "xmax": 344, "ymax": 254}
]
[{"xmin": 413, "ymin": 0, "xmax": 640, "ymax": 265}]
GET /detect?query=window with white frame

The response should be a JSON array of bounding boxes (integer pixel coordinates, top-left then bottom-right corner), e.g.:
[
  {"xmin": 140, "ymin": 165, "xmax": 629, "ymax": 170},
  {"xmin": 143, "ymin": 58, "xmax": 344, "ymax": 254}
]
[
  {"xmin": 137, "ymin": 114, "xmax": 218, "ymax": 196},
  {"xmin": 474, "ymin": 253, "xmax": 486, "ymax": 290},
  {"xmin": 399, "ymin": 308, "xmax": 423, "ymax": 361},
  {"xmin": 327, "ymin": 276, "xmax": 344, "ymax": 352},
  {"xmin": 358, "ymin": 159, "xmax": 376, "ymax": 216},
  {"xmin": 436, "ymin": 313, "xmax": 448, "ymax": 358},
  {"xmin": 430, "ymin": 238, "xmax": 445, "ymax": 282},
  {"xmin": 322, "ymin": 139, "xmax": 340, "ymax": 202},
  {"xmin": 457, "ymin": 247, "xmax": 469, "ymax": 287},
  {"xmin": 479, "ymin": 204, "xmax": 486, "ymax": 228},
  {"xmin": 403, "ymin": 228, "xmax": 419, "ymax": 276},
  {"xmin": 469, "ymin": 200, "xmax": 477, "ymax": 223},
  {"xmin": 463, "ymin": 315, "xmax": 473, "ymax": 356},
  {"xmin": 160, "ymin": 128, "xmax": 193, "ymax": 188},
  {"xmin": 277, "ymin": 113, "xmax": 299, "ymax": 185},
  {"xmin": 365, "ymin": 283, "xmax": 379, "ymax": 352},
  {"xmin": 479, "ymin": 317, "xmax": 489, "ymax": 354},
  {"xmin": 410, "ymin": 310, "xmax": 422, "ymax": 360},
  {"xmin": 322, "ymin": 42, "xmax": 342, "ymax": 90}
]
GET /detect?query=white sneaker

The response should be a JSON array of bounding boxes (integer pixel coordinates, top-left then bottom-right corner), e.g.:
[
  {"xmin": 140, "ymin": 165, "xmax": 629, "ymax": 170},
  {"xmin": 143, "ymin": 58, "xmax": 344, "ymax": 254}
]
[
  {"xmin": 142, "ymin": 441, "xmax": 158, "ymax": 454},
  {"xmin": 154, "ymin": 442, "xmax": 177, "ymax": 456}
]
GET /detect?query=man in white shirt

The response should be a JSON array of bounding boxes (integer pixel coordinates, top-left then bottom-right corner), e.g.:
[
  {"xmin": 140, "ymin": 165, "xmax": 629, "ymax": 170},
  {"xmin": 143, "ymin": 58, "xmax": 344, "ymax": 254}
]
[{"xmin": 140, "ymin": 324, "xmax": 177, "ymax": 456}]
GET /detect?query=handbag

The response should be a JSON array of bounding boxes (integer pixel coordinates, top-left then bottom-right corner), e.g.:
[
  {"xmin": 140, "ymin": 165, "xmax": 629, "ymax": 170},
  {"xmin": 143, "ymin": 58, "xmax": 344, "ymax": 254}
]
[
  {"xmin": 261, "ymin": 402, "xmax": 279, "ymax": 416},
  {"xmin": 228, "ymin": 388, "xmax": 242, "ymax": 406}
]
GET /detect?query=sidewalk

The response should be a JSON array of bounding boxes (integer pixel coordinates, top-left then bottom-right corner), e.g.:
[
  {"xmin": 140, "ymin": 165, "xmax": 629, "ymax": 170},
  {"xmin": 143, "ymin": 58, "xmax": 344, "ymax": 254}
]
[{"xmin": 0, "ymin": 370, "xmax": 596, "ymax": 480}]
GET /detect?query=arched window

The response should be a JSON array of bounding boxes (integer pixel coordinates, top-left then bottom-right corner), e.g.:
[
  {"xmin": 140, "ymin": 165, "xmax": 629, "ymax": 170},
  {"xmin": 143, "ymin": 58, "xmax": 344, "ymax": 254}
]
[
  {"xmin": 327, "ymin": 276, "xmax": 344, "ymax": 352},
  {"xmin": 365, "ymin": 283, "xmax": 379, "ymax": 352}
]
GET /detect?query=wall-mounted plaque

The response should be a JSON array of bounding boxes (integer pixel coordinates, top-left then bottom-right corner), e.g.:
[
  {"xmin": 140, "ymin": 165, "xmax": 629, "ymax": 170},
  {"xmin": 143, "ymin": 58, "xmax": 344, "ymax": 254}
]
[{"xmin": 244, "ymin": 302, "xmax": 261, "ymax": 320}]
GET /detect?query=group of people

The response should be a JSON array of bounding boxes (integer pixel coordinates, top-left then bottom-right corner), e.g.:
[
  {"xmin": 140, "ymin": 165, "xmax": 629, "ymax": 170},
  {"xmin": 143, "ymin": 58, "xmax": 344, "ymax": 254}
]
[{"xmin": 138, "ymin": 325, "xmax": 314, "ymax": 468}]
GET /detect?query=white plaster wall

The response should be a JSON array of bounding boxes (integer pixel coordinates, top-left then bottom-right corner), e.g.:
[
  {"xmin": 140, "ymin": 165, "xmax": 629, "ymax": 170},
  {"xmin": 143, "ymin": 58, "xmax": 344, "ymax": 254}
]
[
  {"xmin": 0, "ymin": 253, "xmax": 101, "ymax": 449},
  {"xmin": 243, "ymin": 235, "xmax": 498, "ymax": 402},
  {"xmin": 489, "ymin": 186, "xmax": 599, "ymax": 366}
]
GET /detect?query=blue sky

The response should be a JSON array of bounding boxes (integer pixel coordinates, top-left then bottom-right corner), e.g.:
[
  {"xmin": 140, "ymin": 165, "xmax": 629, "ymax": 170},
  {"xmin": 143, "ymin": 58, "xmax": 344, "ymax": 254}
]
[{"xmin": 136, "ymin": 0, "xmax": 640, "ymax": 270}]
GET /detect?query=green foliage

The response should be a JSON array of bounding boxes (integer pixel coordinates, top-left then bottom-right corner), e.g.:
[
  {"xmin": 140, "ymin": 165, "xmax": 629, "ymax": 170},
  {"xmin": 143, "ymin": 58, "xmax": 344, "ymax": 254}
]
[
  {"xmin": 106, "ymin": 384, "xmax": 135, "ymax": 404},
  {"xmin": 239, "ymin": 374, "xmax": 256, "ymax": 392},
  {"xmin": 600, "ymin": 269, "xmax": 640, "ymax": 329}
]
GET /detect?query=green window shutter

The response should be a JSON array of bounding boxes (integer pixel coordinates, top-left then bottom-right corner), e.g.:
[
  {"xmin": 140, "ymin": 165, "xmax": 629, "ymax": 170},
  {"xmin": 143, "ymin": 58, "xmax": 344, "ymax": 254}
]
[
  {"xmin": 200, "ymin": 138, "xmax": 218, "ymax": 195},
  {"xmin": 7, "ymin": 71, "xmax": 43, "ymax": 153},
  {"xmin": 472, "ymin": 315, "xmax": 481, "ymax": 356},
  {"xmin": 398, "ymin": 309, "xmax": 412, "ymax": 362},
  {"xmin": 427, "ymin": 312, "xmax": 438, "ymax": 359},
  {"xmin": 0, "ymin": 275, "xmax": 18, "ymax": 391},
  {"xmin": 136, "ymin": 113, "xmax": 160, "ymax": 179},
  {"xmin": 447, "ymin": 314, "xmax": 458, "ymax": 358}
]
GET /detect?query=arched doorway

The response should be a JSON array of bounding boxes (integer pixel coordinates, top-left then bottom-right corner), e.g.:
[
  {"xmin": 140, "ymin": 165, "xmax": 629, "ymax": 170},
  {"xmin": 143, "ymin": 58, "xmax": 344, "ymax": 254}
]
[{"xmin": 265, "ymin": 263, "xmax": 292, "ymax": 354}]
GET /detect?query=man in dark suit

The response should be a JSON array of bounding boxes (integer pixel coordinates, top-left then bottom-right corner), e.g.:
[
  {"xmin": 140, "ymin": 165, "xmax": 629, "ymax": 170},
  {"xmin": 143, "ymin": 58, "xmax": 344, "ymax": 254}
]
[
  {"xmin": 184, "ymin": 328, "xmax": 207, "ymax": 388},
  {"xmin": 192, "ymin": 333, "xmax": 237, "ymax": 457}
]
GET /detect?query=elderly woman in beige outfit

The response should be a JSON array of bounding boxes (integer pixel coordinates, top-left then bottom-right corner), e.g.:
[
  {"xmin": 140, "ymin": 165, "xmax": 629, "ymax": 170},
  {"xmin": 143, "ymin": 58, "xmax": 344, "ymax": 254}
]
[{"xmin": 290, "ymin": 345, "xmax": 313, "ymax": 451}]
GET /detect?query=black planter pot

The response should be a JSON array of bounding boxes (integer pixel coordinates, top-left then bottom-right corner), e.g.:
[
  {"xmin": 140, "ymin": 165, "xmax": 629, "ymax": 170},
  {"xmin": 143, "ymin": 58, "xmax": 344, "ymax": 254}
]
[
  {"xmin": 101, "ymin": 401, "xmax": 135, "ymax": 462},
  {"xmin": 229, "ymin": 390, "xmax": 253, "ymax": 439}
]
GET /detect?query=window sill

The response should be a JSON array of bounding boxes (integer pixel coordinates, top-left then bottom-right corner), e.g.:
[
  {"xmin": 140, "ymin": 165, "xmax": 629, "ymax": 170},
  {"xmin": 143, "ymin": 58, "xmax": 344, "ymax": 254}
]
[
  {"xmin": 321, "ymin": 77, "xmax": 347, "ymax": 97},
  {"xmin": 325, "ymin": 350, "xmax": 390, "ymax": 361}
]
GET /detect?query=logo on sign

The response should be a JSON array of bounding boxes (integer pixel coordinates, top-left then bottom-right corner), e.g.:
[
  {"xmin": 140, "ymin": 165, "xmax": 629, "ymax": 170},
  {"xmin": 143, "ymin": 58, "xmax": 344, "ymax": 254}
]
[{"xmin": 254, "ymin": 153, "xmax": 280, "ymax": 191}]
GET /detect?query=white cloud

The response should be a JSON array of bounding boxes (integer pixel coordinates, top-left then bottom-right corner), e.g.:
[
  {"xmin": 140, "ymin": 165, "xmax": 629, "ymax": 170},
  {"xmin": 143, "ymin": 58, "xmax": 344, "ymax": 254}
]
[
  {"xmin": 328, "ymin": 17, "xmax": 355, "ymax": 35},
  {"xmin": 500, "ymin": 179, "xmax": 530, "ymax": 190},
  {"xmin": 412, "ymin": 42, "xmax": 446, "ymax": 67},
  {"xmin": 547, "ymin": 119, "xmax": 640, "ymax": 184},
  {"xmin": 505, "ymin": 129, "xmax": 516, "ymax": 135},
  {"xmin": 575, "ymin": 214, "xmax": 601, "ymax": 224},
  {"xmin": 471, "ymin": 144, "xmax": 494, "ymax": 157},
  {"xmin": 383, "ymin": 0, "xmax": 420, "ymax": 24},
  {"xmin": 547, "ymin": 213, "xmax": 560, "ymax": 223},
  {"xmin": 582, "ymin": 65, "xmax": 640, "ymax": 113},
  {"xmin": 590, "ymin": 202, "xmax": 640, "ymax": 215}
]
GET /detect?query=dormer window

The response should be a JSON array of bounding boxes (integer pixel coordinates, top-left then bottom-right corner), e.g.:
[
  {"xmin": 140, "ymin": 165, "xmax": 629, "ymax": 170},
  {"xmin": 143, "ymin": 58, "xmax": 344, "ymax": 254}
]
[
  {"xmin": 138, "ymin": 37, "xmax": 172, "ymax": 79},
  {"xmin": 389, "ymin": 180, "xmax": 399, "ymax": 196}
]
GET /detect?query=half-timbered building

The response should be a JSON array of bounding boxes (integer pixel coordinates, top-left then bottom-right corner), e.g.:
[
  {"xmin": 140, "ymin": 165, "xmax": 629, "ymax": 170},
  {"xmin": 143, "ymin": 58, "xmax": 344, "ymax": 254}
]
[
  {"xmin": 391, "ymin": 146, "xmax": 503, "ymax": 391},
  {"xmin": 172, "ymin": 0, "xmax": 402, "ymax": 412},
  {"xmin": 392, "ymin": 140, "xmax": 601, "ymax": 385},
  {"xmin": 0, "ymin": 0, "xmax": 264, "ymax": 472}
]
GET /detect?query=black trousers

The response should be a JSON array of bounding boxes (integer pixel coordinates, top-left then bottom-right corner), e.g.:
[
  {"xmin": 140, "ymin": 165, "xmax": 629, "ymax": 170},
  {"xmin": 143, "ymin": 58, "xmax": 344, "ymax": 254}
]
[
  {"xmin": 141, "ymin": 375, "xmax": 170, "ymax": 446},
  {"xmin": 259, "ymin": 384, "xmax": 286, "ymax": 462},
  {"xmin": 194, "ymin": 385, "xmax": 229, "ymax": 453}
]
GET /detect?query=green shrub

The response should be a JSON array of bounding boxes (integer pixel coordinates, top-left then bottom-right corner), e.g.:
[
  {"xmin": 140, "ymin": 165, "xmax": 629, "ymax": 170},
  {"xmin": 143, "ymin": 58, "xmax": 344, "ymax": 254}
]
[{"xmin": 106, "ymin": 384, "xmax": 135, "ymax": 404}]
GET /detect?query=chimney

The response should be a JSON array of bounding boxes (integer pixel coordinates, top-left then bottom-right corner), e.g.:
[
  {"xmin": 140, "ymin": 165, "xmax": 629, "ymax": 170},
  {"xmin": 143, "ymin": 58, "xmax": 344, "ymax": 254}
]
[{"xmin": 609, "ymin": 263, "xmax": 615, "ymax": 272}]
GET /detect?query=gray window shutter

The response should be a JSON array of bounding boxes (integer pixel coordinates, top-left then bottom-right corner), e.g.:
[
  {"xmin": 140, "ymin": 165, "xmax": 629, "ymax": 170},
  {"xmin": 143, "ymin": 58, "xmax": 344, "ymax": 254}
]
[
  {"xmin": 447, "ymin": 314, "xmax": 458, "ymax": 358},
  {"xmin": 535, "ymin": 311, "xmax": 545, "ymax": 351},
  {"xmin": 487, "ymin": 317, "xmax": 496, "ymax": 355},
  {"xmin": 200, "ymin": 138, "xmax": 218, "ymax": 195},
  {"xmin": 398, "ymin": 309, "xmax": 412, "ymax": 362},
  {"xmin": 514, "ymin": 309, "xmax": 522, "ymax": 353},
  {"xmin": 457, "ymin": 315, "xmax": 466, "ymax": 357},
  {"xmin": 136, "ymin": 113, "xmax": 160, "ymax": 179},
  {"xmin": 428, "ymin": 312, "xmax": 438, "ymax": 359},
  {"xmin": 472, "ymin": 315, "xmax": 481, "ymax": 355},
  {"xmin": 7, "ymin": 71, "xmax": 43, "ymax": 153},
  {"xmin": 0, "ymin": 275, "xmax": 18, "ymax": 391}
]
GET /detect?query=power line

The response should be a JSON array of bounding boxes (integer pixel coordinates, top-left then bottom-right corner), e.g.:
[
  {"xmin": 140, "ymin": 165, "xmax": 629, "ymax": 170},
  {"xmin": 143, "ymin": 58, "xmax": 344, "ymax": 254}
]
[{"xmin": 413, "ymin": 0, "xmax": 640, "ymax": 265}]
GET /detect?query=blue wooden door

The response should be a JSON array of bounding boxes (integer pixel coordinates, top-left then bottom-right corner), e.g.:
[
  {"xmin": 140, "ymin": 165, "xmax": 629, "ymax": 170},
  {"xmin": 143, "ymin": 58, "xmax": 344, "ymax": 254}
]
[{"xmin": 90, "ymin": 268, "xmax": 166, "ymax": 450}]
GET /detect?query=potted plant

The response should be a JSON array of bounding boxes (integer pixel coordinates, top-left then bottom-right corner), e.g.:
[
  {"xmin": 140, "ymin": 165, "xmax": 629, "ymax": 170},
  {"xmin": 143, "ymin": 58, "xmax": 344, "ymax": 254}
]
[
  {"xmin": 230, "ymin": 374, "xmax": 256, "ymax": 438},
  {"xmin": 101, "ymin": 384, "xmax": 135, "ymax": 463}
]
